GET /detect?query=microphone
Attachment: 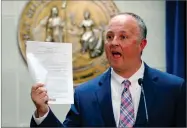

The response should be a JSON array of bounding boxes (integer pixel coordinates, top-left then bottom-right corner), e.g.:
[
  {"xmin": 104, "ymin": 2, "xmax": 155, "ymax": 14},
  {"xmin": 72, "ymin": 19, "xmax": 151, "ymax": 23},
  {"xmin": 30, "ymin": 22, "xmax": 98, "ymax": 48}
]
[{"xmin": 138, "ymin": 78, "xmax": 149, "ymax": 123}]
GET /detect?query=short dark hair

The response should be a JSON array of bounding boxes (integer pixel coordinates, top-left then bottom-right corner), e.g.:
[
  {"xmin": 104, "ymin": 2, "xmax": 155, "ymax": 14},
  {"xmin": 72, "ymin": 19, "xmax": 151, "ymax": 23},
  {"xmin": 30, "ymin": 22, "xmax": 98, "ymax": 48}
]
[{"xmin": 112, "ymin": 12, "xmax": 147, "ymax": 40}]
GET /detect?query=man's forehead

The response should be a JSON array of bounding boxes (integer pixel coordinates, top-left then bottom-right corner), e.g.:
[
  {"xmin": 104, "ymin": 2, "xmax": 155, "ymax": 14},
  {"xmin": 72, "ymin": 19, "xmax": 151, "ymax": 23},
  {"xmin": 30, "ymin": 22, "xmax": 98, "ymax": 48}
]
[
  {"xmin": 107, "ymin": 15, "xmax": 137, "ymax": 30},
  {"xmin": 109, "ymin": 15, "xmax": 135, "ymax": 25},
  {"xmin": 106, "ymin": 25, "xmax": 127, "ymax": 33},
  {"xmin": 106, "ymin": 15, "xmax": 138, "ymax": 31}
]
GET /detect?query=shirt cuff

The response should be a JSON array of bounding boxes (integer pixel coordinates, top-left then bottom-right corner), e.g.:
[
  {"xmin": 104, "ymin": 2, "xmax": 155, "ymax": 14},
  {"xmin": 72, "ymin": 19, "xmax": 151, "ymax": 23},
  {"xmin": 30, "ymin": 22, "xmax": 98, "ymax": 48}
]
[{"xmin": 32, "ymin": 108, "xmax": 49, "ymax": 125}]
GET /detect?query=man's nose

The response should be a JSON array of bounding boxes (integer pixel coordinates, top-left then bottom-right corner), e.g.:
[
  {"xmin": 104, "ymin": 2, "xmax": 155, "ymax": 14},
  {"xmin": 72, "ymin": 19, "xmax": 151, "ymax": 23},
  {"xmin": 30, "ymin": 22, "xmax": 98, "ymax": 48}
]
[{"xmin": 111, "ymin": 37, "xmax": 119, "ymax": 46}]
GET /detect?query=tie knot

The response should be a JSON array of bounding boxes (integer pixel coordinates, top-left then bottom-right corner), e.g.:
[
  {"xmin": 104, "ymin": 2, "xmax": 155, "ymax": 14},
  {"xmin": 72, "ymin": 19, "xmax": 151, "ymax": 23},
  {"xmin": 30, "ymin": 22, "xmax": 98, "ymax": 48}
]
[{"xmin": 122, "ymin": 80, "xmax": 131, "ymax": 89}]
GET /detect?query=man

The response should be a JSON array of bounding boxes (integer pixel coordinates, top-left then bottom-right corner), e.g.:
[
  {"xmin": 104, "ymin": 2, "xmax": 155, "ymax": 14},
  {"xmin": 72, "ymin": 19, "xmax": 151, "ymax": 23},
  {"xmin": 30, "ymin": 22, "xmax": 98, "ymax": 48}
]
[{"xmin": 30, "ymin": 12, "xmax": 186, "ymax": 127}]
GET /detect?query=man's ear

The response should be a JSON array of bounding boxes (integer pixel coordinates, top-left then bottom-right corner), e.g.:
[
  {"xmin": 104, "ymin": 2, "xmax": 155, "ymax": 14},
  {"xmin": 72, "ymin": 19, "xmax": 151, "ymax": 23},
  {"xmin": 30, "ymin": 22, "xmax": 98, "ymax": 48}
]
[
  {"xmin": 140, "ymin": 39, "xmax": 147, "ymax": 50},
  {"xmin": 140, "ymin": 39, "xmax": 147, "ymax": 55}
]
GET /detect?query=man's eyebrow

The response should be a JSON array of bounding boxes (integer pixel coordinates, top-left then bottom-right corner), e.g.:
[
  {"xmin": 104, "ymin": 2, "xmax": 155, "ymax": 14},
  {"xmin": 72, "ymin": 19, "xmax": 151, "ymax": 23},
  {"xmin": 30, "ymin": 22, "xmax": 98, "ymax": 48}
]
[
  {"xmin": 106, "ymin": 31, "xmax": 113, "ymax": 34},
  {"xmin": 106, "ymin": 30, "xmax": 113, "ymax": 33},
  {"xmin": 118, "ymin": 31, "xmax": 127, "ymax": 33}
]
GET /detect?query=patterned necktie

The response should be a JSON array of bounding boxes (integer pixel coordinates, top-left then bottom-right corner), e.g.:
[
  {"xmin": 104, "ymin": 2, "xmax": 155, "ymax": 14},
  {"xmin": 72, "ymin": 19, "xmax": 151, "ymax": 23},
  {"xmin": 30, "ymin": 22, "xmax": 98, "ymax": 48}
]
[{"xmin": 118, "ymin": 80, "xmax": 135, "ymax": 128}]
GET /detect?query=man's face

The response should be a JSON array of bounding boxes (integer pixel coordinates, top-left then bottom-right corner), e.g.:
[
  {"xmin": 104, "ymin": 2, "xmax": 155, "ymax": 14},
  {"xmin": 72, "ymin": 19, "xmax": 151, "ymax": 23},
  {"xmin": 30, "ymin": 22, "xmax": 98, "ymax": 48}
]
[{"xmin": 104, "ymin": 15, "xmax": 146, "ymax": 72}]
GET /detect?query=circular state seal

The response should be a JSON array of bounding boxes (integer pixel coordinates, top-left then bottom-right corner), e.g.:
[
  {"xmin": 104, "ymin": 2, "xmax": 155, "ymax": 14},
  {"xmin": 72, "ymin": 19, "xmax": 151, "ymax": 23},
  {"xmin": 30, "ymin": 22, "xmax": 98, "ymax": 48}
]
[{"xmin": 18, "ymin": 0, "xmax": 119, "ymax": 86}]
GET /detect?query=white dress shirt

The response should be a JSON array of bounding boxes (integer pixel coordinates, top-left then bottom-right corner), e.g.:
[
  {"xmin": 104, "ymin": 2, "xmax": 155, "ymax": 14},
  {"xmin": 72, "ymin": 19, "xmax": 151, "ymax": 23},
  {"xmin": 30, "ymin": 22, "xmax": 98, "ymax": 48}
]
[
  {"xmin": 111, "ymin": 62, "xmax": 144, "ymax": 127},
  {"xmin": 33, "ymin": 63, "xmax": 145, "ymax": 126}
]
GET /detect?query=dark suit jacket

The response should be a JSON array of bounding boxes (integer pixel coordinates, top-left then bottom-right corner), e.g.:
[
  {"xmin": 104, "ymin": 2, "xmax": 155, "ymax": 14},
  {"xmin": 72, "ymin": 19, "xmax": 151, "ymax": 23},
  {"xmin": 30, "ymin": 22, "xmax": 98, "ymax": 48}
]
[{"xmin": 30, "ymin": 63, "xmax": 186, "ymax": 127}]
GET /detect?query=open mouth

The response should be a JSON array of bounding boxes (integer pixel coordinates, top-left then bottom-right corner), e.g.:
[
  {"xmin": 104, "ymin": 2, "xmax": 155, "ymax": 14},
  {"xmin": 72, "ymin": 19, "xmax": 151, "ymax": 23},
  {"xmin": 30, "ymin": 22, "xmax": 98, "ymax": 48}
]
[{"xmin": 112, "ymin": 51, "xmax": 122, "ymax": 58}]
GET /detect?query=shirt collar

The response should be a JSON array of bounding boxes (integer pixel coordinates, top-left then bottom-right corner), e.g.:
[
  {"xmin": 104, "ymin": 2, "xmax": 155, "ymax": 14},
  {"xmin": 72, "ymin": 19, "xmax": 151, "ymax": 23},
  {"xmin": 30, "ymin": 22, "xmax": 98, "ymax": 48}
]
[{"xmin": 111, "ymin": 61, "xmax": 145, "ymax": 85}]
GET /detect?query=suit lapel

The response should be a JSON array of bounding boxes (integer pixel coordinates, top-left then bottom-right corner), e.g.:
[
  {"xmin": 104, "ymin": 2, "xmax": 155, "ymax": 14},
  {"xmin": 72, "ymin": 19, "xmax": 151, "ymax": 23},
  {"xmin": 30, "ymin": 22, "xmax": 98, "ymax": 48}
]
[
  {"xmin": 95, "ymin": 64, "xmax": 158, "ymax": 127},
  {"xmin": 95, "ymin": 68, "xmax": 116, "ymax": 127},
  {"xmin": 134, "ymin": 63, "xmax": 158, "ymax": 126}
]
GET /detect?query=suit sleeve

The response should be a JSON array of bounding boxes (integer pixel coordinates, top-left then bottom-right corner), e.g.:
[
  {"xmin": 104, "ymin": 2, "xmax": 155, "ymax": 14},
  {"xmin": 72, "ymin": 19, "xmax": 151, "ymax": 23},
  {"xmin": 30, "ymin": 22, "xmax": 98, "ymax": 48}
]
[
  {"xmin": 175, "ymin": 80, "xmax": 186, "ymax": 127},
  {"xmin": 30, "ymin": 89, "xmax": 81, "ymax": 127},
  {"xmin": 30, "ymin": 108, "xmax": 63, "ymax": 127},
  {"xmin": 62, "ymin": 88, "xmax": 81, "ymax": 126}
]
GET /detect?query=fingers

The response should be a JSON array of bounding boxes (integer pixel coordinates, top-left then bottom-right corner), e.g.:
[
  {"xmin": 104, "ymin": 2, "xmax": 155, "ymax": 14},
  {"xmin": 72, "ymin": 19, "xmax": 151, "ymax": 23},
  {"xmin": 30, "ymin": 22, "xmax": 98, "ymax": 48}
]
[
  {"xmin": 31, "ymin": 83, "xmax": 49, "ymax": 114},
  {"xmin": 39, "ymin": 92, "xmax": 49, "ymax": 104},
  {"xmin": 36, "ymin": 87, "xmax": 47, "ymax": 95},
  {"xmin": 43, "ymin": 95, "xmax": 49, "ymax": 104},
  {"xmin": 31, "ymin": 83, "xmax": 47, "ymax": 95},
  {"xmin": 32, "ymin": 83, "xmax": 44, "ymax": 91},
  {"xmin": 31, "ymin": 83, "xmax": 48, "ymax": 104},
  {"xmin": 39, "ymin": 91, "xmax": 47, "ymax": 99}
]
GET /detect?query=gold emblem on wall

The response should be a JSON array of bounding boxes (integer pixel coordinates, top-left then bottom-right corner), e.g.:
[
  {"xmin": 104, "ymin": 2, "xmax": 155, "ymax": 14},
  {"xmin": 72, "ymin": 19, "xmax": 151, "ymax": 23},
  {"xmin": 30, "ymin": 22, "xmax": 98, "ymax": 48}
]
[{"xmin": 18, "ymin": 0, "xmax": 119, "ymax": 86}]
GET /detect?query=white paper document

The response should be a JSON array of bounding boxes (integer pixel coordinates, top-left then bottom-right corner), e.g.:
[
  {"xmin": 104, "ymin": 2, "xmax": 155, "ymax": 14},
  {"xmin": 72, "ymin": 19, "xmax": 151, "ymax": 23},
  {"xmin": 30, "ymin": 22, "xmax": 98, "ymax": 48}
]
[{"xmin": 26, "ymin": 41, "xmax": 74, "ymax": 104}]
